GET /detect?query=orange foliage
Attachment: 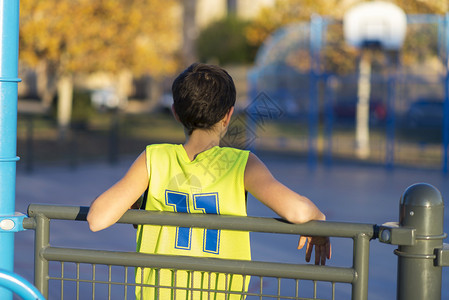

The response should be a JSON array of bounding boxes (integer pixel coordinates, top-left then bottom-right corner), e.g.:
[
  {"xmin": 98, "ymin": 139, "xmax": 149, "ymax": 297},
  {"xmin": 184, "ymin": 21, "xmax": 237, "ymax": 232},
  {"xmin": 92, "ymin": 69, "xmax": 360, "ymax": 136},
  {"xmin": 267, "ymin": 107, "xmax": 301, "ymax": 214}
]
[{"xmin": 19, "ymin": 0, "xmax": 180, "ymax": 77}]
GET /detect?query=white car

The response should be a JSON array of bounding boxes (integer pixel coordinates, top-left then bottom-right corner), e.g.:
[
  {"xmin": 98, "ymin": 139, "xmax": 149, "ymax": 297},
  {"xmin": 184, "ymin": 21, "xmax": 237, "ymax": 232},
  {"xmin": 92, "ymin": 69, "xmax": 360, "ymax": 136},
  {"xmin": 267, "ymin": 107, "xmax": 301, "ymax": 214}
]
[{"xmin": 91, "ymin": 88, "xmax": 120, "ymax": 109}]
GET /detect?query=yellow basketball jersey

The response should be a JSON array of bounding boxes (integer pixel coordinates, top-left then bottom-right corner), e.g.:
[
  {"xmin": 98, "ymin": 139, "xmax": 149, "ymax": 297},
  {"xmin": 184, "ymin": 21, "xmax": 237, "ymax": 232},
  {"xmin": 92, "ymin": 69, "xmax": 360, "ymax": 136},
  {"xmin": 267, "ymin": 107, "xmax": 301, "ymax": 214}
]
[{"xmin": 136, "ymin": 144, "xmax": 251, "ymax": 300}]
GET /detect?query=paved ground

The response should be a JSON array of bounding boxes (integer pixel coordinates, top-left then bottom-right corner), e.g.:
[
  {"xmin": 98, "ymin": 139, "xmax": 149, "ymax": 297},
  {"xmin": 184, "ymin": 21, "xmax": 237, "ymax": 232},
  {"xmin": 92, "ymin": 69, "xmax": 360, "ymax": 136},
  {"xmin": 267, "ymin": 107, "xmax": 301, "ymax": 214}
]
[{"xmin": 12, "ymin": 151, "xmax": 449, "ymax": 299}]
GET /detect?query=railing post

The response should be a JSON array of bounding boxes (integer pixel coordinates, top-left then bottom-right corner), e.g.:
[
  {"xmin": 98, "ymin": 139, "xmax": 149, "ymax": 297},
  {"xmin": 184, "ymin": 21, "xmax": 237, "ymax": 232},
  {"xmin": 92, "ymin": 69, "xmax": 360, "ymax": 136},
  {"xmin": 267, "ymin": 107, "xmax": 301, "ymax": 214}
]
[
  {"xmin": 396, "ymin": 183, "xmax": 445, "ymax": 300},
  {"xmin": 352, "ymin": 233, "xmax": 370, "ymax": 300},
  {"xmin": 34, "ymin": 214, "xmax": 50, "ymax": 299}
]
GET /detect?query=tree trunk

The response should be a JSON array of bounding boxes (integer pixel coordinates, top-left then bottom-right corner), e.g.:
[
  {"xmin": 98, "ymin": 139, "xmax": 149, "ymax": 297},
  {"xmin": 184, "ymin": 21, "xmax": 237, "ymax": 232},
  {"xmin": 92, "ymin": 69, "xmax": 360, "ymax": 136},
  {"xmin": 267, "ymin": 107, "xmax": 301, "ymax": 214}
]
[
  {"xmin": 36, "ymin": 61, "xmax": 58, "ymax": 110},
  {"xmin": 227, "ymin": 0, "xmax": 237, "ymax": 15},
  {"xmin": 182, "ymin": 0, "xmax": 198, "ymax": 66},
  {"xmin": 57, "ymin": 75, "xmax": 74, "ymax": 140},
  {"xmin": 116, "ymin": 70, "xmax": 132, "ymax": 109}
]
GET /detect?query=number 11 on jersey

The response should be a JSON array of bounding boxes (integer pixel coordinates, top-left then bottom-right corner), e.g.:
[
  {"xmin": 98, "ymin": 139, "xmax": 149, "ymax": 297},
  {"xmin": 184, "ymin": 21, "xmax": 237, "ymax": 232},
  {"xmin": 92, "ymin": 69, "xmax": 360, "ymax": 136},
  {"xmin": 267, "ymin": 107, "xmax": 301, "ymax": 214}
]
[{"xmin": 165, "ymin": 191, "xmax": 221, "ymax": 254}]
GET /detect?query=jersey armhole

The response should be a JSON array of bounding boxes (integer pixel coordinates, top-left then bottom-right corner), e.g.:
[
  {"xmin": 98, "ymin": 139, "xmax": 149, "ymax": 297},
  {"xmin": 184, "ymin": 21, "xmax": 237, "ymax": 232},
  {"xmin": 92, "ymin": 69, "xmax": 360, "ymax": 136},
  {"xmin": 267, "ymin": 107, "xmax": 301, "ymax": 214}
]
[
  {"xmin": 140, "ymin": 188, "xmax": 149, "ymax": 210},
  {"xmin": 142, "ymin": 146, "xmax": 151, "ymax": 210}
]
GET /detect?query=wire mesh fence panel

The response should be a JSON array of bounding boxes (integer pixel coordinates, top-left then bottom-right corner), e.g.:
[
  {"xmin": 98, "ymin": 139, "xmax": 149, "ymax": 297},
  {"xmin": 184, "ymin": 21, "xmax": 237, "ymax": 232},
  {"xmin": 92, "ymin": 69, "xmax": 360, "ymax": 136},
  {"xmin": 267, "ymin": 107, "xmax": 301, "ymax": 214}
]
[
  {"xmin": 45, "ymin": 260, "xmax": 350, "ymax": 300},
  {"xmin": 47, "ymin": 262, "xmax": 137, "ymax": 300}
]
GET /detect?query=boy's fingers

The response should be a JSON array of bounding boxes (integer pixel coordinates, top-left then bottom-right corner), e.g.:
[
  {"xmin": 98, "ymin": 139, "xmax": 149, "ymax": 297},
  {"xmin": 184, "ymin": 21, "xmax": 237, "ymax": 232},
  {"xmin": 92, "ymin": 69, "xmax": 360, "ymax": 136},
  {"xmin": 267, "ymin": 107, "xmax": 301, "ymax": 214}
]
[
  {"xmin": 297, "ymin": 236, "xmax": 307, "ymax": 250},
  {"xmin": 298, "ymin": 236, "xmax": 313, "ymax": 263},
  {"xmin": 320, "ymin": 245, "xmax": 327, "ymax": 265},
  {"xmin": 315, "ymin": 244, "xmax": 326, "ymax": 265},
  {"xmin": 305, "ymin": 239, "xmax": 313, "ymax": 262},
  {"xmin": 315, "ymin": 246, "xmax": 320, "ymax": 265},
  {"xmin": 299, "ymin": 236, "xmax": 332, "ymax": 265}
]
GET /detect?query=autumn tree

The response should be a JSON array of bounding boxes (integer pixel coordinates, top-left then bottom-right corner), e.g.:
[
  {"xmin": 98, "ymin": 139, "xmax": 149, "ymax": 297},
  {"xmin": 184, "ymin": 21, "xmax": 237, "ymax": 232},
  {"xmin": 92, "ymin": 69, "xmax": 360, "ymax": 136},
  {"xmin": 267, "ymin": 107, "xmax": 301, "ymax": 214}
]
[{"xmin": 19, "ymin": 0, "xmax": 180, "ymax": 137}]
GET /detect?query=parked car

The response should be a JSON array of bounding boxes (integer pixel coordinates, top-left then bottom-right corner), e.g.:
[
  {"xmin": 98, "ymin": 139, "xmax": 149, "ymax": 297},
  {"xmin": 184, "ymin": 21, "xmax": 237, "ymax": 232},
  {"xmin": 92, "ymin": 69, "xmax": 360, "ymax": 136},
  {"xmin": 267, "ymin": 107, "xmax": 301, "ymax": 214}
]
[
  {"xmin": 332, "ymin": 98, "xmax": 387, "ymax": 125},
  {"xmin": 403, "ymin": 99, "xmax": 444, "ymax": 129}
]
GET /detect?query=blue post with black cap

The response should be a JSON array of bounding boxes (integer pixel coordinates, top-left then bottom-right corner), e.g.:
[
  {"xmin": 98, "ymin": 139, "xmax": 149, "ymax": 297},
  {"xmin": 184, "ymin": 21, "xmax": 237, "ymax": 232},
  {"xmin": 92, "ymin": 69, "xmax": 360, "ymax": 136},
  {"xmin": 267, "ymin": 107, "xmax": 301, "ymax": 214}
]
[{"xmin": 0, "ymin": 0, "xmax": 21, "ymax": 299}]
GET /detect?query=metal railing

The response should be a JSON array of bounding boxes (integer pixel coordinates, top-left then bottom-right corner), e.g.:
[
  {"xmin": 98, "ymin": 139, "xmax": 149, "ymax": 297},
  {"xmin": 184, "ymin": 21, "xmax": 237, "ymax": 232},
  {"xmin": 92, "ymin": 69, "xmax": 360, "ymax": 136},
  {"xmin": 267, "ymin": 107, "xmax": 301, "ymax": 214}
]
[{"xmin": 20, "ymin": 183, "xmax": 449, "ymax": 299}]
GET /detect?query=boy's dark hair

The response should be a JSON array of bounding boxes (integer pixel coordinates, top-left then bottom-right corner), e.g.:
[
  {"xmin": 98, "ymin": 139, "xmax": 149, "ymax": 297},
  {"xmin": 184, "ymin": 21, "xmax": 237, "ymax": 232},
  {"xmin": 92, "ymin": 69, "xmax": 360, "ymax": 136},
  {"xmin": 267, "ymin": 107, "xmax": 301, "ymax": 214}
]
[{"xmin": 172, "ymin": 63, "xmax": 236, "ymax": 135}]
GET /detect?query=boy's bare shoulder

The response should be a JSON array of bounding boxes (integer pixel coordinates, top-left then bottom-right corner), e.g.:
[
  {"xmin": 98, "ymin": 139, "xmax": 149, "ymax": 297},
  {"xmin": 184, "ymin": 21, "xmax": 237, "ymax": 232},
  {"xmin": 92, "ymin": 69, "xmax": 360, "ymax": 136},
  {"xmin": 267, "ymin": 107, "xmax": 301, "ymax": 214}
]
[{"xmin": 244, "ymin": 152, "xmax": 272, "ymax": 182}]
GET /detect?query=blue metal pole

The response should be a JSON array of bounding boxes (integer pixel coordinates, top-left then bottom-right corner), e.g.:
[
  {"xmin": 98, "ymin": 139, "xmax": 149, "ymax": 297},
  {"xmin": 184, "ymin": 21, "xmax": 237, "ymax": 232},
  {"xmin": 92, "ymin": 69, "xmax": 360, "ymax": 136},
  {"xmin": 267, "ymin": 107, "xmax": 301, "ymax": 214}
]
[
  {"xmin": 0, "ymin": 269, "xmax": 45, "ymax": 300},
  {"xmin": 443, "ymin": 13, "xmax": 449, "ymax": 174},
  {"xmin": 308, "ymin": 15, "xmax": 322, "ymax": 170},
  {"xmin": 324, "ymin": 75, "xmax": 334, "ymax": 167},
  {"xmin": 386, "ymin": 71, "xmax": 396, "ymax": 170},
  {"xmin": 0, "ymin": 0, "xmax": 20, "ymax": 299}
]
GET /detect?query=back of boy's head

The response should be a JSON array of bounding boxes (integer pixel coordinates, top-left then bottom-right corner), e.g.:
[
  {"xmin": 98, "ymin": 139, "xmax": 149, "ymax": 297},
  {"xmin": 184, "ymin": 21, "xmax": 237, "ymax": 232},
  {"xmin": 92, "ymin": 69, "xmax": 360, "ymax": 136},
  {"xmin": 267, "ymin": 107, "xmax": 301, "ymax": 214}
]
[{"xmin": 172, "ymin": 63, "xmax": 236, "ymax": 135}]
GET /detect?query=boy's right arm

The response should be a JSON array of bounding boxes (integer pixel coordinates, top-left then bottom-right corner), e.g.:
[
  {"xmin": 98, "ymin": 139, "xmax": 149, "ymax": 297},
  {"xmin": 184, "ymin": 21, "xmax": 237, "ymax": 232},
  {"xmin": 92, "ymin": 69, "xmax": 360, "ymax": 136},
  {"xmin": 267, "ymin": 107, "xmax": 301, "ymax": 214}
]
[
  {"xmin": 87, "ymin": 150, "xmax": 149, "ymax": 232},
  {"xmin": 244, "ymin": 153, "xmax": 325, "ymax": 224},
  {"xmin": 244, "ymin": 153, "xmax": 331, "ymax": 265}
]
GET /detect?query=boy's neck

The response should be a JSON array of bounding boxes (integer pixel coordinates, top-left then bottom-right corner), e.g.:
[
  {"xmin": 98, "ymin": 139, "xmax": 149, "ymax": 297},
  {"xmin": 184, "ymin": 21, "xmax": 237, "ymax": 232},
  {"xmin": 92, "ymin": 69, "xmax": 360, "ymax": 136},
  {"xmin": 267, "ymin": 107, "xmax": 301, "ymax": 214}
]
[{"xmin": 183, "ymin": 128, "xmax": 221, "ymax": 161}]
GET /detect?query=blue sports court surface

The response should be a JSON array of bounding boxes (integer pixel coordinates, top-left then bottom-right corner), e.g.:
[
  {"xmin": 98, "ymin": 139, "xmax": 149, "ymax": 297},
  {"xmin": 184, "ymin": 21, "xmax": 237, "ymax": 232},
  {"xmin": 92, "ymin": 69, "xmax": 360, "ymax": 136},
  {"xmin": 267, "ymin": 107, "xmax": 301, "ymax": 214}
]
[{"xmin": 13, "ymin": 151, "xmax": 449, "ymax": 299}]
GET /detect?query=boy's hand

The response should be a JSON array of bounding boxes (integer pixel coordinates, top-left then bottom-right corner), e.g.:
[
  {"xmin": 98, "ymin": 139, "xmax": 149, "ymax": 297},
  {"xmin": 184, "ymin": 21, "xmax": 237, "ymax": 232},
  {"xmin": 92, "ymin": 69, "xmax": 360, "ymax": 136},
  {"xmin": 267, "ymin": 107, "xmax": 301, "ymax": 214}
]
[{"xmin": 298, "ymin": 236, "xmax": 331, "ymax": 265}]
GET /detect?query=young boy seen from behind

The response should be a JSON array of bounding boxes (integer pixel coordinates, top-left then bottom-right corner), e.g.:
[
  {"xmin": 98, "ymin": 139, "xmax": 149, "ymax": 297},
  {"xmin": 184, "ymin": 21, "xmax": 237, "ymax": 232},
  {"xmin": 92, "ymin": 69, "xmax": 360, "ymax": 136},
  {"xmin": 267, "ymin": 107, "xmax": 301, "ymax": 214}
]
[{"xmin": 87, "ymin": 63, "xmax": 331, "ymax": 299}]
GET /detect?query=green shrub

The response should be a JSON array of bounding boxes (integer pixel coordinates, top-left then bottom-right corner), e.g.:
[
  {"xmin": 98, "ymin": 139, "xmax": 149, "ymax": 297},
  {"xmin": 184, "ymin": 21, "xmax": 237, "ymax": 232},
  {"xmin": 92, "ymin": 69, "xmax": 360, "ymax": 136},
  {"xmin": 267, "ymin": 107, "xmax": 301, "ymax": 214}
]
[{"xmin": 196, "ymin": 15, "xmax": 258, "ymax": 65}]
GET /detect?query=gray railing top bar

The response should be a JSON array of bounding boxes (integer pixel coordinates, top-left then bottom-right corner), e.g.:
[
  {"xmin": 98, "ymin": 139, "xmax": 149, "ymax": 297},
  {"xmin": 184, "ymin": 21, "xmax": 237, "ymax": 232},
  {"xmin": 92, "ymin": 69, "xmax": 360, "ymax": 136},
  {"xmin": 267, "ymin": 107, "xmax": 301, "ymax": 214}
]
[
  {"xmin": 42, "ymin": 246, "xmax": 356, "ymax": 283},
  {"xmin": 26, "ymin": 204, "xmax": 378, "ymax": 239}
]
